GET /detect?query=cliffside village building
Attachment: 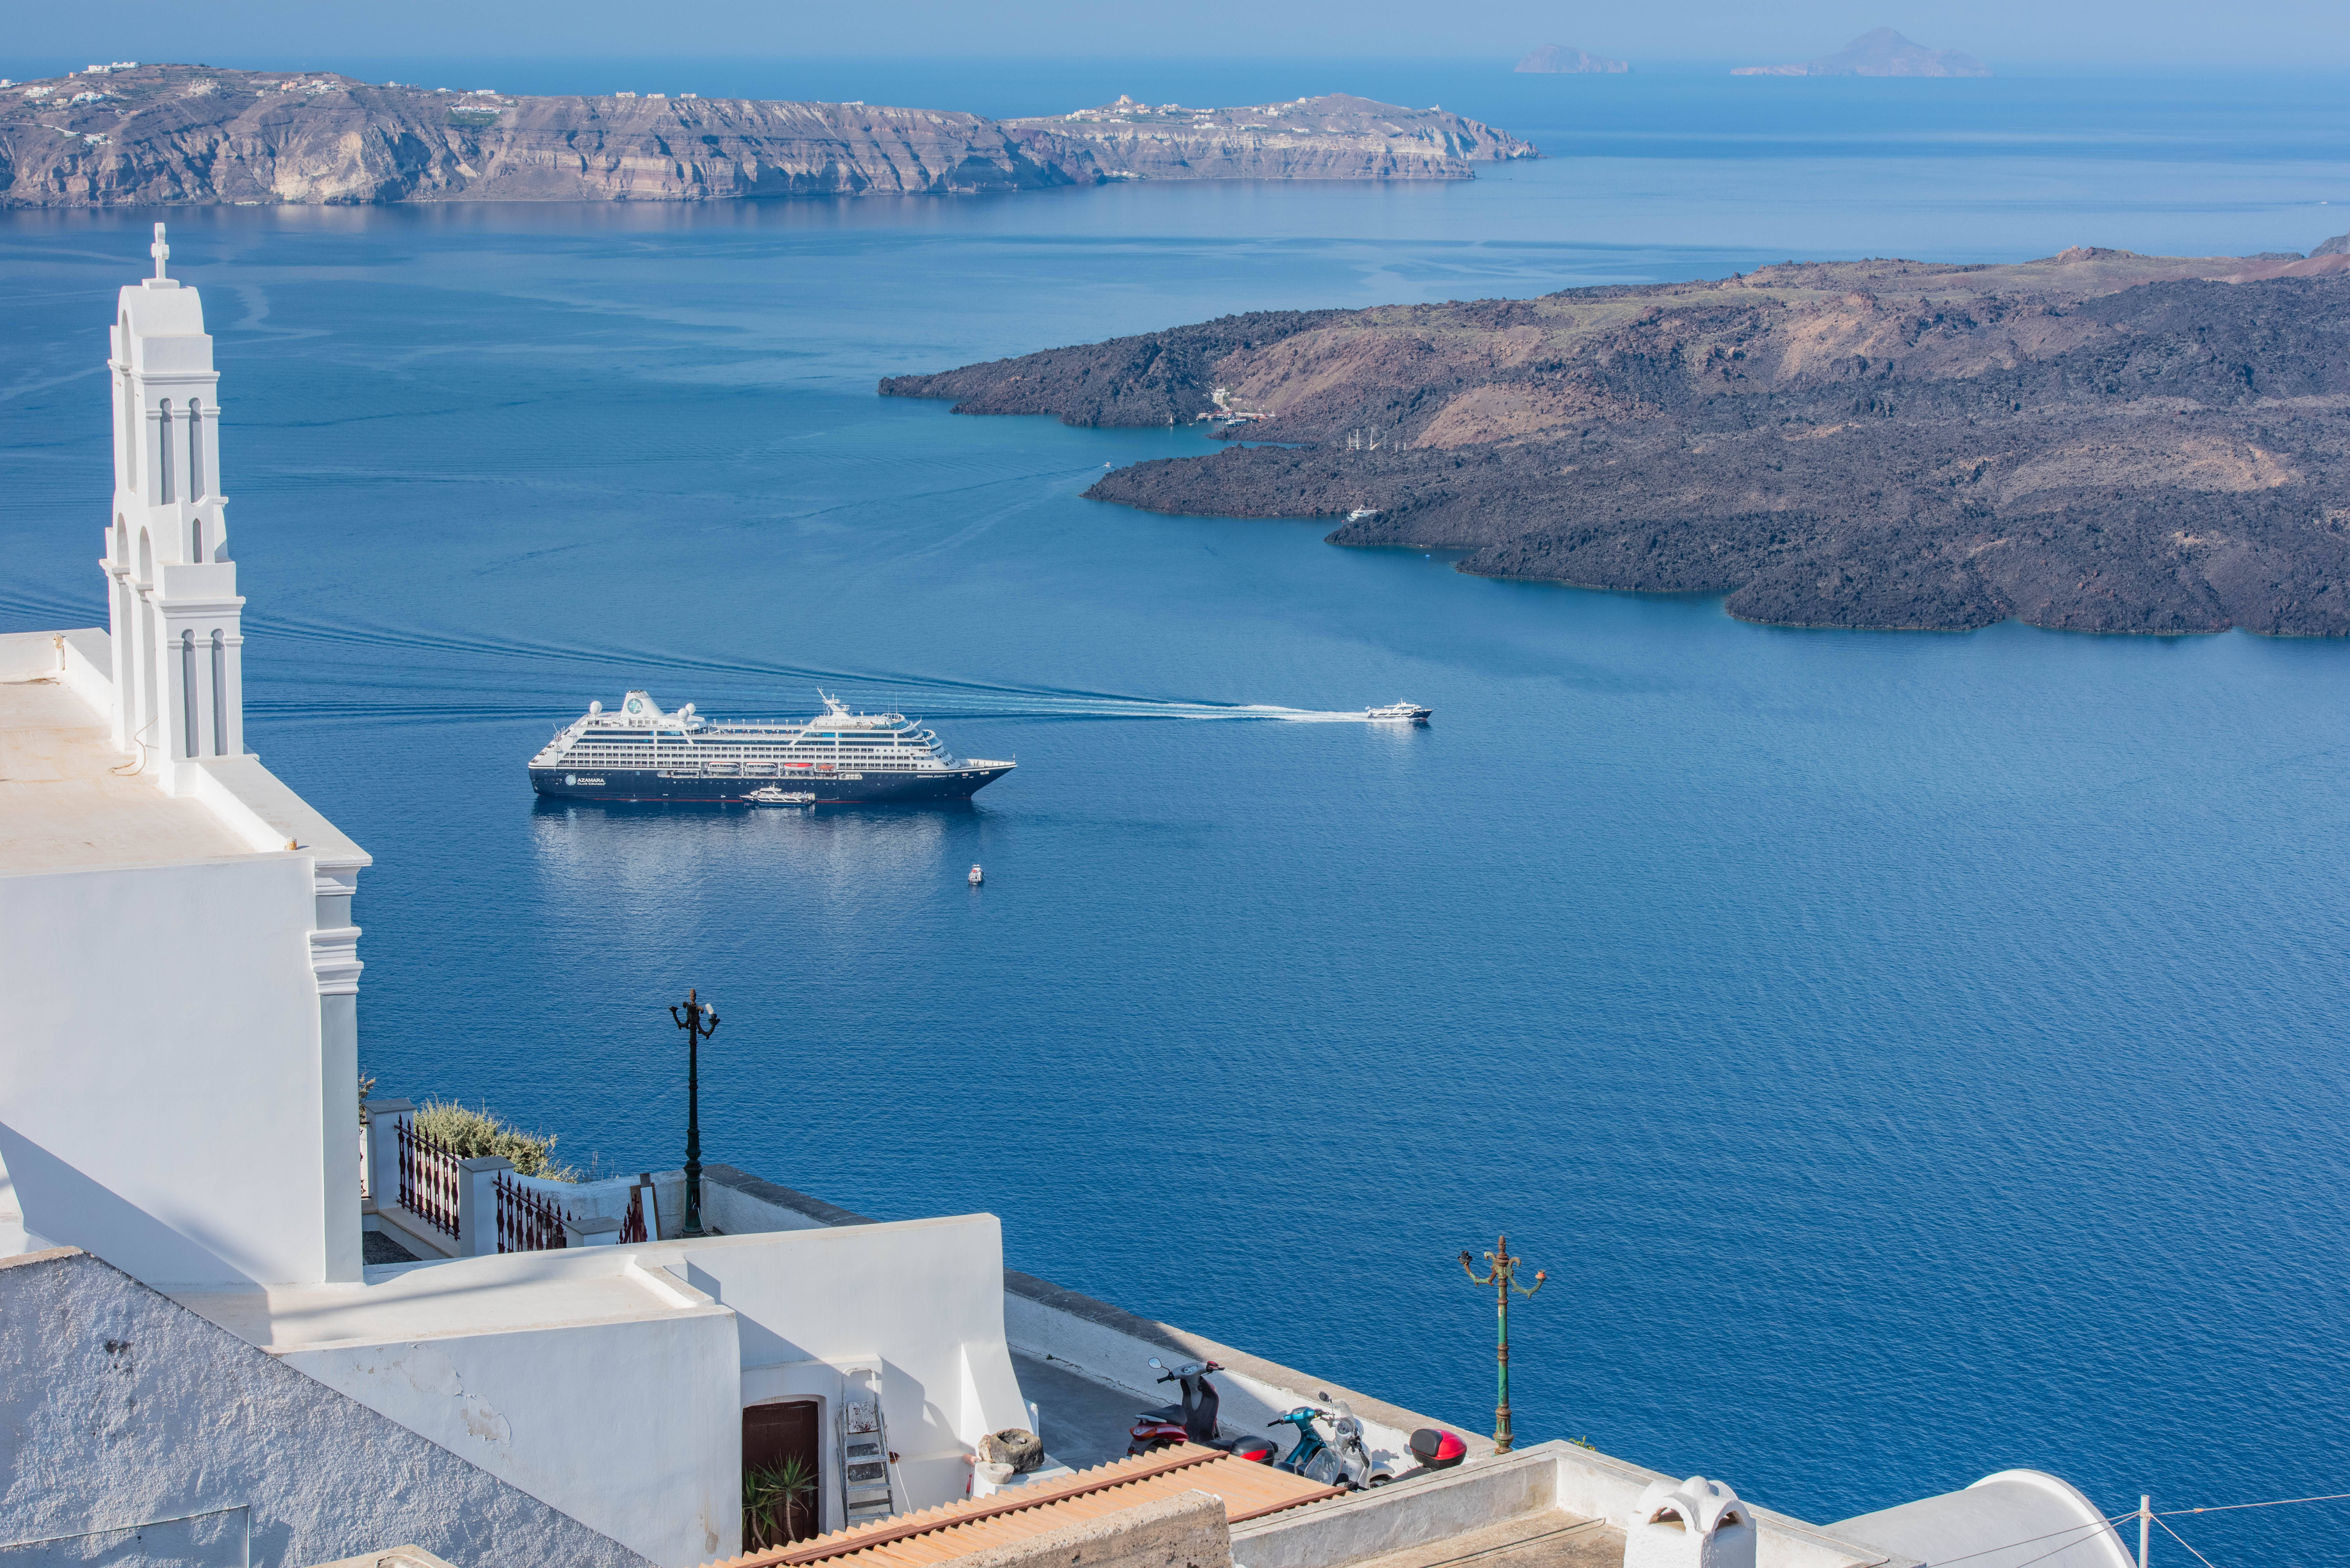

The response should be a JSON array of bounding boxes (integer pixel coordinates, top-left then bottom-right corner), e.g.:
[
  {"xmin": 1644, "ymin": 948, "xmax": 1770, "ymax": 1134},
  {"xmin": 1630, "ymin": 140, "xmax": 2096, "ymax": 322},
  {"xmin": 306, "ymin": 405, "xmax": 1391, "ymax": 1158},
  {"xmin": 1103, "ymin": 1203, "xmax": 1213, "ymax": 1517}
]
[{"xmin": 2, "ymin": 232, "xmax": 2136, "ymax": 1568}]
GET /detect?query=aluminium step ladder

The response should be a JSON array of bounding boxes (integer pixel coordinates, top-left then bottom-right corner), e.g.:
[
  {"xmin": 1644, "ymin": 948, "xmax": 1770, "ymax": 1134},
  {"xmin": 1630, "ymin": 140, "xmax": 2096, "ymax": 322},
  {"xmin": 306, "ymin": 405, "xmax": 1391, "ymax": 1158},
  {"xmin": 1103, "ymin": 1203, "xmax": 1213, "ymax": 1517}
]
[{"xmin": 839, "ymin": 1367, "xmax": 901, "ymax": 1526}]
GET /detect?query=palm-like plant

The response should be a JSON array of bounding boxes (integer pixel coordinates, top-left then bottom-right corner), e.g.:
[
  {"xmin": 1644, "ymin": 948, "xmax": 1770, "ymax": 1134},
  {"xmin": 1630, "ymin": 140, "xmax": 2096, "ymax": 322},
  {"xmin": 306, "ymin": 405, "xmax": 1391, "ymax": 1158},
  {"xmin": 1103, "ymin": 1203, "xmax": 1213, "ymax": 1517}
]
[{"xmin": 744, "ymin": 1454, "xmax": 820, "ymax": 1549}]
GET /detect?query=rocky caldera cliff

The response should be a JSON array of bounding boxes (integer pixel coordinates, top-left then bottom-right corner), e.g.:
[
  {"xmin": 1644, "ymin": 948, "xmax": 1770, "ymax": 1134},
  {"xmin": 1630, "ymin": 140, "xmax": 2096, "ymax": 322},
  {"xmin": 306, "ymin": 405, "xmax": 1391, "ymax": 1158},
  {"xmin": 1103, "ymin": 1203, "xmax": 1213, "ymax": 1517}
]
[
  {"xmin": 883, "ymin": 246, "xmax": 2350, "ymax": 636},
  {"xmin": 1002, "ymin": 94, "xmax": 1535, "ymax": 180},
  {"xmin": 1515, "ymin": 46, "xmax": 1631, "ymax": 74},
  {"xmin": 1734, "ymin": 28, "xmax": 1990, "ymax": 77},
  {"xmin": 0, "ymin": 66, "xmax": 1530, "ymax": 206},
  {"xmin": 1, "ymin": 66, "xmax": 1088, "ymax": 205}
]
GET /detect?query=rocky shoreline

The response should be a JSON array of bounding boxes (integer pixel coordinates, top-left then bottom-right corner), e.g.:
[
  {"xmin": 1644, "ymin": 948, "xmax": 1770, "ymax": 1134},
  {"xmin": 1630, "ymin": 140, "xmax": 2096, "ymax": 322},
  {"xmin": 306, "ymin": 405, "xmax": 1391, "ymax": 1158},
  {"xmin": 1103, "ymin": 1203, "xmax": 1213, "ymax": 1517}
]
[
  {"xmin": 883, "ymin": 246, "xmax": 2350, "ymax": 635},
  {"xmin": 0, "ymin": 65, "xmax": 1534, "ymax": 207}
]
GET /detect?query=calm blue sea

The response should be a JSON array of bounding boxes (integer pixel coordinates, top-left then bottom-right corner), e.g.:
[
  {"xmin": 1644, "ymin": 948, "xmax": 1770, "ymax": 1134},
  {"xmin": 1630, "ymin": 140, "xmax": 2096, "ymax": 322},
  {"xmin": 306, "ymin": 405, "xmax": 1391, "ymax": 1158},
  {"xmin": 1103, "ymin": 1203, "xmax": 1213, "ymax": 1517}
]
[{"xmin": 5, "ymin": 70, "xmax": 2349, "ymax": 1563}]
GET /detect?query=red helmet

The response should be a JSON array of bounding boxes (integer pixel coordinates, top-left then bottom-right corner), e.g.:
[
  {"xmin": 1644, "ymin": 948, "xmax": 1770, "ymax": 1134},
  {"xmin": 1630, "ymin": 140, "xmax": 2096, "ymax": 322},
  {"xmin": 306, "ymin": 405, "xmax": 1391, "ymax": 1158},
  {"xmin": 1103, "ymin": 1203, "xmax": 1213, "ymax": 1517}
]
[{"xmin": 1410, "ymin": 1428, "xmax": 1468, "ymax": 1470}]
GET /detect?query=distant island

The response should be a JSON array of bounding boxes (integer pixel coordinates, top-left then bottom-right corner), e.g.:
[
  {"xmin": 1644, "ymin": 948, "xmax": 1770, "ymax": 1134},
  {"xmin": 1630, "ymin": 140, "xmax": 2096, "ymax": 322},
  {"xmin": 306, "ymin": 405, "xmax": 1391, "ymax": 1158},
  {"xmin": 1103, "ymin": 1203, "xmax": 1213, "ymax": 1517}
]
[
  {"xmin": 1733, "ymin": 27, "xmax": 1990, "ymax": 77},
  {"xmin": 883, "ymin": 245, "xmax": 2350, "ymax": 636},
  {"xmin": 1000, "ymin": 93, "xmax": 1534, "ymax": 181},
  {"xmin": 1514, "ymin": 46, "xmax": 1630, "ymax": 74},
  {"xmin": 0, "ymin": 64, "xmax": 1535, "ymax": 207}
]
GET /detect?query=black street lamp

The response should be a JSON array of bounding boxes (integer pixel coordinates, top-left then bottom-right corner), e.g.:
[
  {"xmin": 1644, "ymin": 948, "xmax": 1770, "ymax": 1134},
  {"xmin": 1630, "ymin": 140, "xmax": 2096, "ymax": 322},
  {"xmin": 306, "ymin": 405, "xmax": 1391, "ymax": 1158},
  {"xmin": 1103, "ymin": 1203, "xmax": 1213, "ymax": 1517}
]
[{"xmin": 670, "ymin": 987, "xmax": 720, "ymax": 1237}]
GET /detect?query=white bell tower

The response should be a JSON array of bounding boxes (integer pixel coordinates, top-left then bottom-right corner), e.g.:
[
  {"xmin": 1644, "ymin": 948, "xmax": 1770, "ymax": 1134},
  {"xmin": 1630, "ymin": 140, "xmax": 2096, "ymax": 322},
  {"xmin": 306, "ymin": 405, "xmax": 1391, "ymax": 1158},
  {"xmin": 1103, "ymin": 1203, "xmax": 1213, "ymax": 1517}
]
[{"xmin": 104, "ymin": 222, "xmax": 245, "ymax": 786}]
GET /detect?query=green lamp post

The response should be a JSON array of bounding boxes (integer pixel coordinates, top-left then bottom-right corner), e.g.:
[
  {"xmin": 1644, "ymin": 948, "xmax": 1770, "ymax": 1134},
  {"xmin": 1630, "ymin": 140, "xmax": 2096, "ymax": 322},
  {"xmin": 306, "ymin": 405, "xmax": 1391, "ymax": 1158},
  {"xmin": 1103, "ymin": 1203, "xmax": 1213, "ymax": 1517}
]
[
  {"xmin": 1459, "ymin": 1234, "xmax": 1545, "ymax": 1454},
  {"xmin": 669, "ymin": 987, "xmax": 720, "ymax": 1237}
]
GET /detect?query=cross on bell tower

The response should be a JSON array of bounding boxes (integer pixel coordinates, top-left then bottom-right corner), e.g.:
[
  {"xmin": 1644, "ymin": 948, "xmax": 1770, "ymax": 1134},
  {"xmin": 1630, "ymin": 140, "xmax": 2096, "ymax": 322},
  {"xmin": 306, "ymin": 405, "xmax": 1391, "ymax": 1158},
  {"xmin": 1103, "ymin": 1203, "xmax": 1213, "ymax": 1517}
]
[{"xmin": 151, "ymin": 221, "xmax": 170, "ymax": 282}]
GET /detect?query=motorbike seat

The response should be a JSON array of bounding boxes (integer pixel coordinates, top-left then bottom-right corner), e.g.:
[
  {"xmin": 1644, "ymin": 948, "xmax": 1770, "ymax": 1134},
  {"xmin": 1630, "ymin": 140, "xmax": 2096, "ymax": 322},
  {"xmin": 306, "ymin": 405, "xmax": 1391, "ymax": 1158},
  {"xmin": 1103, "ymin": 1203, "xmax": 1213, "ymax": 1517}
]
[{"xmin": 1136, "ymin": 1404, "xmax": 1184, "ymax": 1424}]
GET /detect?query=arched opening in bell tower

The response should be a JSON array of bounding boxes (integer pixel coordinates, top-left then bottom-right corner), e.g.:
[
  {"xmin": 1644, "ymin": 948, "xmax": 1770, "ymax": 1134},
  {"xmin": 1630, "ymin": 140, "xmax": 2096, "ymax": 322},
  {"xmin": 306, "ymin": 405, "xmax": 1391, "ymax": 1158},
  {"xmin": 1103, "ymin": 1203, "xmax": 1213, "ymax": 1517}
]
[
  {"xmin": 187, "ymin": 398, "xmax": 205, "ymax": 500},
  {"xmin": 138, "ymin": 526, "xmax": 152, "ymax": 583},
  {"xmin": 118, "ymin": 313, "xmax": 137, "ymax": 494},
  {"xmin": 158, "ymin": 400, "xmax": 175, "ymax": 504},
  {"xmin": 180, "ymin": 630, "xmax": 198, "ymax": 758},
  {"xmin": 192, "ymin": 518, "xmax": 205, "ymax": 563},
  {"xmin": 210, "ymin": 630, "xmax": 227, "ymax": 755}
]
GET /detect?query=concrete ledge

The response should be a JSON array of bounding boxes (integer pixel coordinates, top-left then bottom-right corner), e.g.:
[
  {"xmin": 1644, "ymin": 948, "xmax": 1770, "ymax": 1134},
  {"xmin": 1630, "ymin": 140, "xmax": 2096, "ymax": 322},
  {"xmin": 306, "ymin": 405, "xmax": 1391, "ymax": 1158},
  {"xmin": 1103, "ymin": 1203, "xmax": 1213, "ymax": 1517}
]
[
  {"xmin": 1233, "ymin": 1449, "xmax": 1560, "ymax": 1568},
  {"xmin": 702, "ymin": 1164, "xmax": 877, "ymax": 1229},
  {"xmin": 946, "ymin": 1488, "xmax": 1230, "ymax": 1568},
  {"xmin": 307, "ymin": 1548, "xmax": 463, "ymax": 1568},
  {"xmin": 0, "ymin": 1244, "xmax": 86, "ymax": 1271},
  {"xmin": 185, "ymin": 753, "xmax": 370, "ymax": 868},
  {"xmin": 372, "ymin": 1201, "xmax": 459, "ymax": 1260}
]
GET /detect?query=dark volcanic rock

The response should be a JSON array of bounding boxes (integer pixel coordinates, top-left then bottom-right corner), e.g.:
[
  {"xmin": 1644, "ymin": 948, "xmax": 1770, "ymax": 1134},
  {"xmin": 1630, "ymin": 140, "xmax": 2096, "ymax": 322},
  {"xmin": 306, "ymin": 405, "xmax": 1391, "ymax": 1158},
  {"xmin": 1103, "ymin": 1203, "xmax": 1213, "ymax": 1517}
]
[
  {"xmin": 880, "ymin": 312, "xmax": 1347, "ymax": 428},
  {"xmin": 884, "ymin": 251, "xmax": 2350, "ymax": 635}
]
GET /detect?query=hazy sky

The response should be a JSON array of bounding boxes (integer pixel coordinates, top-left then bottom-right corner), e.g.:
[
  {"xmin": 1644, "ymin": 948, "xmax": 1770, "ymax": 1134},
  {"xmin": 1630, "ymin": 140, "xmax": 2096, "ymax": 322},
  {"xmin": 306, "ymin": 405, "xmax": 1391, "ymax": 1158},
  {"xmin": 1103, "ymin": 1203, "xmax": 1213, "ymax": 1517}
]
[{"xmin": 9, "ymin": 0, "xmax": 2350, "ymax": 72}]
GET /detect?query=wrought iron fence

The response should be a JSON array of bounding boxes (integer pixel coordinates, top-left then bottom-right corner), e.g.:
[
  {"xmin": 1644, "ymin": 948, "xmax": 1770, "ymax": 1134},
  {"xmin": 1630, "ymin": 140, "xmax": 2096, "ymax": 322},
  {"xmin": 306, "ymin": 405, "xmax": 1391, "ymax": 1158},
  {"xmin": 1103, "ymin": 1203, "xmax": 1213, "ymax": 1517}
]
[
  {"xmin": 496, "ymin": 1169, "xmax": 570, "ymax": 1253},
  {"xmin": 395, "ymin": 1119, "xmax": 459, "ymax": 1238},
  {"xmin": 618, "ymin": 1184, "xmax": 648, "ymax": 1245}
]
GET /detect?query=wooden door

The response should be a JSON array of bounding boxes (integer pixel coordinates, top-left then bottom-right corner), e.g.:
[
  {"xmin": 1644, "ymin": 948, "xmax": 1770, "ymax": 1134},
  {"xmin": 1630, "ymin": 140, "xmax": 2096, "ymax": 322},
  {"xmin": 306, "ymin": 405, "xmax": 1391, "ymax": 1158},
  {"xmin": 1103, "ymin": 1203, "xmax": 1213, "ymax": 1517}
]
[{"xmin": 743, "ymin": 1400, "xmax": 823, "ymax": 1547}]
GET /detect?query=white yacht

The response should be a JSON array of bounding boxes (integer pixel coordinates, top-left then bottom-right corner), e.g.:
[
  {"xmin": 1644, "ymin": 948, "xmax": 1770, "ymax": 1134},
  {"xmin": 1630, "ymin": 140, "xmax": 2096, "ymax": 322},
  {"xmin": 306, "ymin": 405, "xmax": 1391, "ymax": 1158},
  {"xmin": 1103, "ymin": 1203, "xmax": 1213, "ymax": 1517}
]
[{"xmin": 1366, "ymin": 701, "xmax": 1433, "ymax": 724}]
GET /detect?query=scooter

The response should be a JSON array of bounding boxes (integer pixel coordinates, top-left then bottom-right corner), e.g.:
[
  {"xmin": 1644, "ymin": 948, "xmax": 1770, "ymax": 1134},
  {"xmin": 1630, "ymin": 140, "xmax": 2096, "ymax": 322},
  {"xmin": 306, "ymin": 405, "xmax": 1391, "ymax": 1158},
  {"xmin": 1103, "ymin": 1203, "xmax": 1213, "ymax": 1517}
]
[
  {"xmin": 1126, "ymin": 1357, "xmax": 1278, "ymax": 1464},
  {"xmin": 1270, "ymin": 1397, "xmax": 1382, "ymax": 1489}
]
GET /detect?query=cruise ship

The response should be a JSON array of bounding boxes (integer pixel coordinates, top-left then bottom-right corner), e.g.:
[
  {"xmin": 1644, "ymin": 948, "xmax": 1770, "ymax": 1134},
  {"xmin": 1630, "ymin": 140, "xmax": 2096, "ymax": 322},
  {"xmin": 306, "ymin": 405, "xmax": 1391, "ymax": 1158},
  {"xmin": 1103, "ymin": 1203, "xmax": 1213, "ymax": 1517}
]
[{"xmin": 528, "ymin": 691, "xmax": 1015, "ymax": 804}]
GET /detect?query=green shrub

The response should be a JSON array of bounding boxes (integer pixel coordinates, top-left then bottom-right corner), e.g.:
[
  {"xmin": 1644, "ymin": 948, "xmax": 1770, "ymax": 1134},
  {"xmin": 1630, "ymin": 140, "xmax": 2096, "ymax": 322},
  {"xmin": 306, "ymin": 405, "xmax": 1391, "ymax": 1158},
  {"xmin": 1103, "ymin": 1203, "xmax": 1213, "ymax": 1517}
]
[{"xmin": 412, "ymin": 1099, "xmax": 576, "ymax": 1181}]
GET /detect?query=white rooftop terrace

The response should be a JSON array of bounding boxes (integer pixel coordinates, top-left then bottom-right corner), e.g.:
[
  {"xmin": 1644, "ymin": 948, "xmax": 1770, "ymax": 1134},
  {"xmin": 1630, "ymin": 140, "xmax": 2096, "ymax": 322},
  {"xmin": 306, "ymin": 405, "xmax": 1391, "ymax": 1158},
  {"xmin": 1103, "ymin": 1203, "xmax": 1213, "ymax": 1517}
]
[{"xmin": 0, "ymin": 628, "xmax": 365, "ymax": 876}]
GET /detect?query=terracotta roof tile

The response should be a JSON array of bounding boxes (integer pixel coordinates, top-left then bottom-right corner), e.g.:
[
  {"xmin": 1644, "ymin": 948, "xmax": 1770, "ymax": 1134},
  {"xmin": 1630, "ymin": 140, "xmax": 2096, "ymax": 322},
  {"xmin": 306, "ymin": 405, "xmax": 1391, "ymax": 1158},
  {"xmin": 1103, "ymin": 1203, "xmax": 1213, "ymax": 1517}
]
[{"xmin": 708, "ymin": 1446, "xmax": 1340, "ymax": 1568}]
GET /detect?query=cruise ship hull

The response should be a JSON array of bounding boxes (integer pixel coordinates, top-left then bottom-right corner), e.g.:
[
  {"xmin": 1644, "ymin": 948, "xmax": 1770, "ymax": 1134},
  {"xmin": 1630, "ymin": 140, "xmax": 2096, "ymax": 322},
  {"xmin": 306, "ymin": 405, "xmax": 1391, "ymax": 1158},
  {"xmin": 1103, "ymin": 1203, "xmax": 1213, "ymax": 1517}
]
[{"xmin": 528, "ymin": 764, "xmax": 1013, "ymax": 805}]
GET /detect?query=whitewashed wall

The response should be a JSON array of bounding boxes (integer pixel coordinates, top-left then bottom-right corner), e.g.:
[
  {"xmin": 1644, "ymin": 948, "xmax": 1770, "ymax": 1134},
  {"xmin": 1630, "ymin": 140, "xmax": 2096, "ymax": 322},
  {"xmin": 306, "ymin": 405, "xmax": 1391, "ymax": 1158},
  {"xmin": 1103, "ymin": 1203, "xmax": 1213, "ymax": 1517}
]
[
  {"xmin": 1, "ymin": 855, "xmax": 334, "ymax": 1287},
  {"xmin": 3, "ymin": 1248, "xmax": 653, "ymax": 1568},
  {"xmin": 250, "ymin": 1215, "xmax": 1027, "ymax": 1563},
  {"xmin": 669, "ymin": 1215, "xmax": 1032, "ymax": 1511},
  {"xmin": 284, "ymin": 1272, "xmax": 740, "ymax": 1568}
]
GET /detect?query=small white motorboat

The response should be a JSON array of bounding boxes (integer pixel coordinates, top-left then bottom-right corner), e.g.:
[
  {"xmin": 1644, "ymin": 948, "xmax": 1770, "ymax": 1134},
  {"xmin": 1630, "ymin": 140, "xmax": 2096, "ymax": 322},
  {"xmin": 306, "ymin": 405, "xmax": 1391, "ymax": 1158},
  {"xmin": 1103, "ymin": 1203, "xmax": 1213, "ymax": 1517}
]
[
  {"xmin": 1365, "ymin": 701, "xmax": 1433, "ymax": 724},
  {"xmin": 744, "ymin": 787, "xmax": 817, "ymax": 805},
  {"xmin": 968, "ymin": 864, "xmax": 984, "ymax": 886}
]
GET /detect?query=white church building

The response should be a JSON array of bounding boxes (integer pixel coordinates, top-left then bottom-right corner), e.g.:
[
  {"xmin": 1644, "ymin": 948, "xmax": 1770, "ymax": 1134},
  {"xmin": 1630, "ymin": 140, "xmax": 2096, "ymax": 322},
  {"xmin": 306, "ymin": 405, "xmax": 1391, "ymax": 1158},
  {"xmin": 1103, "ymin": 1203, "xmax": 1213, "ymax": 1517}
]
[
  {"xmin": 1, "ymin": 233, "xmax": 2139, "ymax": 1568},
  {"xmin": 0, "ymin": 226, "xmax": 1039, "ymax": 1568}
]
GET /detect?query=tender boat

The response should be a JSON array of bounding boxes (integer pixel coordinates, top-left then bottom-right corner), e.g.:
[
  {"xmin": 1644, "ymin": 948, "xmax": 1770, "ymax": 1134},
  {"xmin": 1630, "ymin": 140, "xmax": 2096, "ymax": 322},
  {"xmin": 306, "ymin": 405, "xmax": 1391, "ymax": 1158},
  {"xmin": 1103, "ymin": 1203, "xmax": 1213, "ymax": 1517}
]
[
  {"xmin": 744, "ymin": 787, "xmax": 817, "ymax": 806},
  {"xmin": 1366, "ymin": 701, "xmax": 1433, "ymax": 724}
]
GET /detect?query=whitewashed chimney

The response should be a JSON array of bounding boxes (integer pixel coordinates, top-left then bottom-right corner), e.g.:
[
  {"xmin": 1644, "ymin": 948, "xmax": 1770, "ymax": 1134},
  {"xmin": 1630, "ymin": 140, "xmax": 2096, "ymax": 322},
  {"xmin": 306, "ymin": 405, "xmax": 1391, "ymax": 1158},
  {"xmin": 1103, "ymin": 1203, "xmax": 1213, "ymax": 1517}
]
[{"xmin": 1624, "ymin": 1476, "xmax": 1756, "ymax": 1568}]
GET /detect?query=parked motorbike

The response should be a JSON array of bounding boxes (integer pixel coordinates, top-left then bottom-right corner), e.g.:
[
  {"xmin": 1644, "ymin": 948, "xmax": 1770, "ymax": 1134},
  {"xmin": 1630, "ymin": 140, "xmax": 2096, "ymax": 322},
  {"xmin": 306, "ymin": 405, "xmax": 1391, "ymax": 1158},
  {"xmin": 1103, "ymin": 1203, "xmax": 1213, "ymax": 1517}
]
[
  {"xmin": 1398, "ymin": 1427, "xmax": 1469, "ymax": 1480},
  {"xmin": 1126, "ymin": 1357, "xmax": 1278, "ymax": 1464},
  {"xmin": 1271, "ymin": 1396, "xmax": 1382, "ymax": 1489}
]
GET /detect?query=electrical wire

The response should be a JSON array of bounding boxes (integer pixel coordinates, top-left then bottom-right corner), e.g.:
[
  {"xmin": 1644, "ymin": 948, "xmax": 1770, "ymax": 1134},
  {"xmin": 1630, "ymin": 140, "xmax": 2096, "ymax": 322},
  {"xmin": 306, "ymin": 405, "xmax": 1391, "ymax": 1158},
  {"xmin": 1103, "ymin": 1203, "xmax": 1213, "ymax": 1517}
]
[
  {"xmin": 2155, "ymin": 1517, "xmax": 2222, "ymax": 1568},
  {"xmin": 2159, "ymin": 1491, "xmax": 2350, "ymax": 1518},
  {"xmin": 1902, "ymin": 1511, "xmax": 2141, "ymax": 1568}
]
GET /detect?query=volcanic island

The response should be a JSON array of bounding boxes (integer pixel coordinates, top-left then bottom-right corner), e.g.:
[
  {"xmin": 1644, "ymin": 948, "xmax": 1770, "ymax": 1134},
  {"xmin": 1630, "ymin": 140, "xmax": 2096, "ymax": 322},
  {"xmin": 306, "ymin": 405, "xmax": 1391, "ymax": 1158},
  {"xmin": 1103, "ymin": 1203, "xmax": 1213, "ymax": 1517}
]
[{"xmin": 883, "ymin": 247, "xmax": 2350, "ymax": 635}]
